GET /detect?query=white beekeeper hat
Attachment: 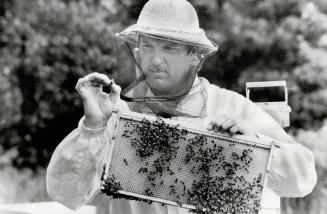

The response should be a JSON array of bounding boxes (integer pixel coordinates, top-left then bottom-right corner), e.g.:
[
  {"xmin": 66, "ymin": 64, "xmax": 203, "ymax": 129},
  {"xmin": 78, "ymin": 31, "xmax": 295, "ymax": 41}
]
[{"xmin": 118, "ymin": 0, "xmax": 218, "ymax": 55}]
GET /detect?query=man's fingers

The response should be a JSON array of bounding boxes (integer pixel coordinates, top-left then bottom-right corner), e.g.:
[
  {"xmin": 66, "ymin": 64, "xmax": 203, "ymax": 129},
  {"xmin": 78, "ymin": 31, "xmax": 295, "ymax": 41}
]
[
  {"xmin": 229, "ymin": 125, "xmax": 242, "ymax": 135},
  {"xmin": 207, "ymin": 114, "xmax": 255, "ymax": 137},
  {"xmin": 213, "ymin": 125, "xmax": 220, "ymax": 133},
  {"xmin": 207, "ymin": 123, "xmax": 214, "ymax": 131},
  {"xmin": 208, "ymin": 122, "xmax": 221, "ymax": 133},
  {"xmin": 208, "ymin": 115, "xmax": 241, "ymax": 135},
  {"xmin": 99, "ymin": 82, "xmax": 121, "ymax": 105},
  {"xmin": 207, "ymin": 115, "xmax": 225, "ymax": 132},
  {"xmin": 75, "ymin": 73, "xmax": 114, "ymax": 94},
  {"xmin": 75, "ymin": 77, "xmax": 92, "ymax": 92},
  {"xmin": 110, "ymin": 82, "xmax": 121, "ymax": 94},
  {"xmin": 221, "ymin": 119, "xmax": 235, "ymax": 131},
  {"xmin": 85, "ymin": 72, "xmax": 111, "ymax": 85},
  {"xmin": 75, "ymin": 78, "xmax": 84, "ymax": 92}
]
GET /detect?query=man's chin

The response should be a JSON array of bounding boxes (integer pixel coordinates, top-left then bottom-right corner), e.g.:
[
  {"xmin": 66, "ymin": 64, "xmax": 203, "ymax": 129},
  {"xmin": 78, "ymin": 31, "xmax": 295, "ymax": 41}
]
[
  {"xmin": 148, "ymin": 82, "xmax": 171, "ymax": 94},
  {"xmin": 147, "ymin": 78, "xmax": 167, "ymax": 86}
]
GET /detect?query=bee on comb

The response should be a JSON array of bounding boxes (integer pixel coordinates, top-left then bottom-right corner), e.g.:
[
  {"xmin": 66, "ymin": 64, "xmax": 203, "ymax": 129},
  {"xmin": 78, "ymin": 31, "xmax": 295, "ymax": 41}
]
[{"xmin": 90, "ymin": 80, "xmax": 113, "ymax": 93}]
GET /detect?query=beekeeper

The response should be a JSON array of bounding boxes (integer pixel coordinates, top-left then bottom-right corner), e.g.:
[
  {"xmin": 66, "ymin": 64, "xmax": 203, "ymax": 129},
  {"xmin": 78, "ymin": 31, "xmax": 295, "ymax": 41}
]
[{"xmin": 46, "ymin": 0, "xmax": 317, "ymax": 213}]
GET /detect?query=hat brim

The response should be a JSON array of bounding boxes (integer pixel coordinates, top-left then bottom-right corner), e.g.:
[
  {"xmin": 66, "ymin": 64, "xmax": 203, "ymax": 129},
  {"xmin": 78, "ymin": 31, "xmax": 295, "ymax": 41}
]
[{"xmin": 119, "ymin": 24, "xmax": 218, "ymax": 55}]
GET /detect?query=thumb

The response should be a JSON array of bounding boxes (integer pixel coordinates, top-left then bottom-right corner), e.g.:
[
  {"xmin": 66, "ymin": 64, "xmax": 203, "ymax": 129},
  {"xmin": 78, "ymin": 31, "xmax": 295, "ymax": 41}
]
[
  {"xmin": 109, "ymin": 82, "xmax": 121, "ymax": 104},
  {"xmin": 110, "ymin": 82, "xmax": 121, "ymax": 94}
]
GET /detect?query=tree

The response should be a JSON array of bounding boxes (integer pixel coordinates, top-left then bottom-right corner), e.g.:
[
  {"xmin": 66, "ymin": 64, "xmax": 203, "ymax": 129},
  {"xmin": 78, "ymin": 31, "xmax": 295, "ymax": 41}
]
[{"xmin": 0, "ymin": 0, "xmax": 118, "ymax": 169}]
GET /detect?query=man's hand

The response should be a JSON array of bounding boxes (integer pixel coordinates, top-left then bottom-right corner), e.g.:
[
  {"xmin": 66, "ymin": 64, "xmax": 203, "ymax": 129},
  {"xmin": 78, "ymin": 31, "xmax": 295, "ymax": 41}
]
[
  {"xmin": 207, "ymin": 114, "xmax": 256, "ymax": 137},
  {"xmin": 75, "ymin": 72, "xmax": 121, "ymax": 129}
]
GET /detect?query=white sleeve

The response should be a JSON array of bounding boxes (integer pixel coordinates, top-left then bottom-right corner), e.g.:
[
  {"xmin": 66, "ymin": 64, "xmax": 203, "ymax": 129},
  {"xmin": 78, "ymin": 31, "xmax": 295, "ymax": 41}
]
[
  {"xmin": 207, "ymin": 85, "xmax": 317, "ymax": 197},
  {"xmin": 242, "ymin": 98, "xmax": 317, "ymax": 197},
  {"xmin": 46, "ymin": 116, "xmax": 115, "ymax": 210},
  {"xmin": 257, "ymin": 131, "xmax": 317, "ymax": 197}
]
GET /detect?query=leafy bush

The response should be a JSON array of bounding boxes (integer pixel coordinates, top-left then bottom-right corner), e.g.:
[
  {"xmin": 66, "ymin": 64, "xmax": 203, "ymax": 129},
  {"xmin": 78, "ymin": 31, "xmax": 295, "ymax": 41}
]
[{"xmin": 0, "ymin": 0, "xmax": 118, "ymax": 169}]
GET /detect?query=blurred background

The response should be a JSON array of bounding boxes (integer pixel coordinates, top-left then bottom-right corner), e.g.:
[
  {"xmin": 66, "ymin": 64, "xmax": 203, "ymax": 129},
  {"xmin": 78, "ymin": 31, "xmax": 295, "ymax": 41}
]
[{"xmin": 0, "ymin": 0, "xmax": 326, "ymax": 213}]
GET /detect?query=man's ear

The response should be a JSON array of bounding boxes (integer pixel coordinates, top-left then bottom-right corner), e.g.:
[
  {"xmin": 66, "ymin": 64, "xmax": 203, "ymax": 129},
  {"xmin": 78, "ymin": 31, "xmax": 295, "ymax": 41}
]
[
  {"xmin": 190, "ymin": 54, "xmax": 200, "ymax": 65},
  {"xmin": 190, "ymin": 54, "xmax": 203, "ymax": 73}
]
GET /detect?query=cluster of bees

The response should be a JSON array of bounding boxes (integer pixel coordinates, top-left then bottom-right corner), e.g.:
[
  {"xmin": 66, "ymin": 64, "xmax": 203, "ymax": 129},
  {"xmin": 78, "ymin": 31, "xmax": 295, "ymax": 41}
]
[
  {"xmin": 101, "ymin": 118, "xmax": 264, "ymax": 214},
  {"xmin": 185, "ymin": 135, "xmax": 263, "ymax": 213}
]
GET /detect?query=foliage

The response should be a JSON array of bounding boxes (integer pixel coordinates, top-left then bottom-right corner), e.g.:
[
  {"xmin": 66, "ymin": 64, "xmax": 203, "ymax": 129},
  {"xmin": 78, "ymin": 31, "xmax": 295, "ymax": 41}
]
[
  {"xmin": 0, "ymin": 166, "xmax": 50, "ymax": 204},
  {"xmin": 189, "ymin": 0, "xmax": 327, "ymax": 130},
  {"xmin": 0, "ymin": 0, "xmax": 118, "ymax": 169}
]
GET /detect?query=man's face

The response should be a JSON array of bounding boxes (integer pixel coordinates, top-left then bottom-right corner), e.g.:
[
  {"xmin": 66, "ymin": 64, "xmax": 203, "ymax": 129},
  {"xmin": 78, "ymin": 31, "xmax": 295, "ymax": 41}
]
[{"xmin": 138, "ymin": 36, "xmax": 197, "ymax": 96}]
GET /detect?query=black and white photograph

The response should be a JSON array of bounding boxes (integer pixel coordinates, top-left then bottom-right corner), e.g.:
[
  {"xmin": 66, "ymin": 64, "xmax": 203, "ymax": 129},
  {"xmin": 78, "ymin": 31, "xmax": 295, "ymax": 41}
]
[{"xmin": 0, "ymin": 0, "xmax": 326, "ymax": 214}]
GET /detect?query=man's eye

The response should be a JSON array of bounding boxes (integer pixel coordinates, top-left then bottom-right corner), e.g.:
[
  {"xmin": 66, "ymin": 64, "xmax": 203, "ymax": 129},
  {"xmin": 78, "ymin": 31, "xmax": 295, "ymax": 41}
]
[{"xmin": 165, "ymin": 46, "xmax": 179, "ymax": 52}]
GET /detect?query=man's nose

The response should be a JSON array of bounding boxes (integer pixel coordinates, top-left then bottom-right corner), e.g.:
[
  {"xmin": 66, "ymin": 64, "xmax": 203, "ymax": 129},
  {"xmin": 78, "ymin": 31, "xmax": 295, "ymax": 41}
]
[{"xmin": 151, "ymin": 50, "xmax": 165, "ymax": 66}]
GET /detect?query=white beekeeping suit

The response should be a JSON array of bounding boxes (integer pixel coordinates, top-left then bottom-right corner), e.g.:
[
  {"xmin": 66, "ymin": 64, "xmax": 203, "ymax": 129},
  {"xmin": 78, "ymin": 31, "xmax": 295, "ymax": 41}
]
[{"xmin": 46, "ymin": 0, "xmax": 317, "ymax": 213}]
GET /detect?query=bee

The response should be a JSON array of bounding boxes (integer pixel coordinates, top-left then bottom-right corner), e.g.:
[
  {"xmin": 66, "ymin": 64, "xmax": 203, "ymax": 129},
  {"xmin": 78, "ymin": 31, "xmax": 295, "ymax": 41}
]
[
  {"xmin": 100, "ymin": 164, "xmax": 106, "ymax": 181},
  {"xmin": 123, "ymin": 158, "xmax": 128, "ymax": 166}
]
